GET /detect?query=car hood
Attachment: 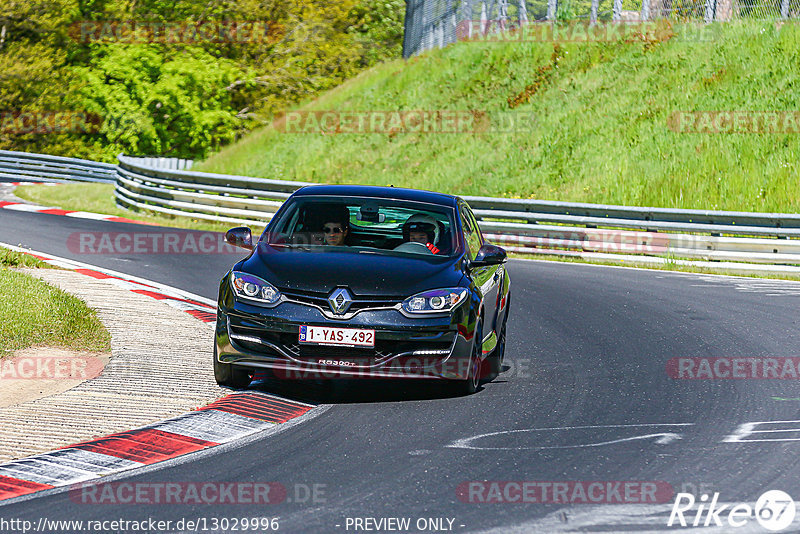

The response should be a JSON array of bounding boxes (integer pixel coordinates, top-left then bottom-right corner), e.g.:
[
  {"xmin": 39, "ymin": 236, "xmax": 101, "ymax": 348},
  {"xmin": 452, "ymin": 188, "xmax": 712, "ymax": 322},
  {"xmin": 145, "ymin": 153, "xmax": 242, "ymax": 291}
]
[{"xmin": 238, "ymin": 244, "xmax": 465, "ymax": 297}]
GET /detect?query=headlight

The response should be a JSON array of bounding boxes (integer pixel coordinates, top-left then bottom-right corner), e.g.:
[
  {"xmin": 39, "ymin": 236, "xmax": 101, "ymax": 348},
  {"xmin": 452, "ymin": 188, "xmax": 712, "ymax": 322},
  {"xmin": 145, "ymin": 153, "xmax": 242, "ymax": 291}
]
[
  {"xmin": 402, "ymin": 288, "xmax": 468, "ymax": 314},
  {"xmin": 230, "ymin": 271, "xmax": 281, "ymax": 306}
]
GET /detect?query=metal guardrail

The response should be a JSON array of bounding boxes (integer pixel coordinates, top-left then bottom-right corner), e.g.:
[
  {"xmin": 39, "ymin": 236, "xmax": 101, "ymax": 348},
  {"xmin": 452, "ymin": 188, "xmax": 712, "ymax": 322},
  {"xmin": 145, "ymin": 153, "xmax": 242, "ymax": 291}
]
[
  {"xmin": 0, "ymin": 150, "xmax": 117, "ymax": 183},
  {"xmin": 4, "ymin": 150, "xmax": 798, "ymax": 269},
  {"xmin": 115, "ymin": 155, "xmax": 305, "ymax": 224},
  {"xmin": 113, "ymin": 155, "xmax": 800, "ymax": 267}
]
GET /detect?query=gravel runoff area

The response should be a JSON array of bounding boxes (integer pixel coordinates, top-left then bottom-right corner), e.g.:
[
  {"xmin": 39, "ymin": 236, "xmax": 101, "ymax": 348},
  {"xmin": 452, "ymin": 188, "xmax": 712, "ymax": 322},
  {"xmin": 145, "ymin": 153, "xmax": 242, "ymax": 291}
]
[{"xmin": 0, "ymin": 268, "xmax": 226, "ymax": 462}]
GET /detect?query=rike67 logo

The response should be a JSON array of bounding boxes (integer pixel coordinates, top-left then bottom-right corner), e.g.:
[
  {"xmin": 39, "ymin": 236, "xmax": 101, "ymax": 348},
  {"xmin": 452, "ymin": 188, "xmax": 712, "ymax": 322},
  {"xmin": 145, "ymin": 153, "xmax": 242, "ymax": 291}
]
[{"xmin": 668, "ymin": 490, "xmax": 796, "ymax": 531}]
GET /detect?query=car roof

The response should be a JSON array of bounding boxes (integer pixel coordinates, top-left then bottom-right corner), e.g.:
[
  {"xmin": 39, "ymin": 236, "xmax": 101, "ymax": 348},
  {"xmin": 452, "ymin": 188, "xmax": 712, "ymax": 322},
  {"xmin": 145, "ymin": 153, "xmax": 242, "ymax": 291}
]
[{"xmin": 291, "ymin": 184, "xmax": 460, "ymax": 208}]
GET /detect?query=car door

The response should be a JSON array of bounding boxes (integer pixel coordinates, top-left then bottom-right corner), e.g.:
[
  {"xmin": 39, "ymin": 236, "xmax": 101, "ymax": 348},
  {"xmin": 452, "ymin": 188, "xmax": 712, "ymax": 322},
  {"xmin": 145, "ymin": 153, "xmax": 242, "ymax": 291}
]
[{"xmin": 459, "ymin": 202, "xmax": 500, "ymax": 338}]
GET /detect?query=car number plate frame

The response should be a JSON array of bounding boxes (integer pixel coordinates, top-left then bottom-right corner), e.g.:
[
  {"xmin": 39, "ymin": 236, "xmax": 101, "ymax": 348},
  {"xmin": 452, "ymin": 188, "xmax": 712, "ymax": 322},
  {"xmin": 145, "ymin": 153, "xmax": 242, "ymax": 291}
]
[{"xmin": 299, "ymin": 325, "xmax": 375, "ymax": 347}]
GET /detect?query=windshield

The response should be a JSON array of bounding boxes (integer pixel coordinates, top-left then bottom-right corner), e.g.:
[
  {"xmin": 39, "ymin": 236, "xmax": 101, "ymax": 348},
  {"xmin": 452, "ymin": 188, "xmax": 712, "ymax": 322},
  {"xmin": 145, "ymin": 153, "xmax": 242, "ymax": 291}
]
[{"xmin": 262, "ymin": 196, "xmax": 459, "ymax": 257}]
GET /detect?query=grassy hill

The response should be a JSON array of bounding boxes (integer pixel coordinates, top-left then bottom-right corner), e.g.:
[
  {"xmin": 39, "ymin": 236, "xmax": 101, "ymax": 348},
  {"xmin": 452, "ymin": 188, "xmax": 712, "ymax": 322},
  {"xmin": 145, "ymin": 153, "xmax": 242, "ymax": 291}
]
[{"xmin": 196, "ymin": 21, "xmax": 800, "ymax": 213}]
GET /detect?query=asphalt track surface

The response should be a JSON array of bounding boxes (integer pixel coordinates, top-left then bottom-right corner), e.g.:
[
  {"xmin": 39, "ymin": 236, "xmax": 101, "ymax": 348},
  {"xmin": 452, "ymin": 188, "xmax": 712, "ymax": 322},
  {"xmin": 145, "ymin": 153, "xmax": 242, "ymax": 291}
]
[{"xmin": 4, "ymin": 204, "xmax": 800, "ymax": 533}]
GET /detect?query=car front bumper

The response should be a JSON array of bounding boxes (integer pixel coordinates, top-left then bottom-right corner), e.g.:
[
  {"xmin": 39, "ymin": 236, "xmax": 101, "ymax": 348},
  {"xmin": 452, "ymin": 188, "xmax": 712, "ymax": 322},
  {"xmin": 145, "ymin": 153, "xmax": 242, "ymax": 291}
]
[{"xmin": 215, "ymin": 291, "xmax": 476, "ymax": 381}]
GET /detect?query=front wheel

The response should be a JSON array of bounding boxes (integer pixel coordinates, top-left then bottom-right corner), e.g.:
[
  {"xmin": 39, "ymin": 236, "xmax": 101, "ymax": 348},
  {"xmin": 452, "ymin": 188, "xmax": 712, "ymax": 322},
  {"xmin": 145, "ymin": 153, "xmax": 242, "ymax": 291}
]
[
  {"xmin": 487, "ymin": 294, "xmax": 510, "ymax": 378},
  {"xmin": 213, "ymin": 345, "xmax": 252, "ymax": 388},
  {"xmin": 449, "ymin": 321, "xmax": 482, "ymax": 396}
]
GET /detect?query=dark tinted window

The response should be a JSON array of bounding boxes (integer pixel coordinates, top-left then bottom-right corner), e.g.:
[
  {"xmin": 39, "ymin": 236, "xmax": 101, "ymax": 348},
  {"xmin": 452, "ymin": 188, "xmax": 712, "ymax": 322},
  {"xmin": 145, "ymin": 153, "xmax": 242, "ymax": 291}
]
[{"xmin": 264, "ymin": 196, "xmax": 458, "ymax": 257}]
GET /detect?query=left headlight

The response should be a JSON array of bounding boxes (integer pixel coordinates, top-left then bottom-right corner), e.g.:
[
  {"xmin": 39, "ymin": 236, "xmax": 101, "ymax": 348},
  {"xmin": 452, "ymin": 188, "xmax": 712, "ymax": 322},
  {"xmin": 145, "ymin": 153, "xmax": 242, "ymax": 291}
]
[
  {"xmin": 402, "ymin": 288, "xmax": 468, "ymax": 314},
  {"xmin": 230, "ymin": 271, "xmax": 281, "ymax": 306}
]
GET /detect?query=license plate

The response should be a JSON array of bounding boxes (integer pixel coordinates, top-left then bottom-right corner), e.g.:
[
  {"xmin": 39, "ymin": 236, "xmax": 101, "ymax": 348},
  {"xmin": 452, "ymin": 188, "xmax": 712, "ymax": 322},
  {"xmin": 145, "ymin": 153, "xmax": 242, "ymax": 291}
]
[{"xmin": 299, "ymin": 325, "xmax": 375, "ymax": 347}]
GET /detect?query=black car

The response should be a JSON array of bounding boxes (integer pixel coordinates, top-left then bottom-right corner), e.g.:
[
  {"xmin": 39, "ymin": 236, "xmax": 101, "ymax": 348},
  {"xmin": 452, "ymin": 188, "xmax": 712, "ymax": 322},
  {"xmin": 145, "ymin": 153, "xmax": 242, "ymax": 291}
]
[{"xmin": 214, "ymin": 185, "xmax": 511, "ymax": 394}]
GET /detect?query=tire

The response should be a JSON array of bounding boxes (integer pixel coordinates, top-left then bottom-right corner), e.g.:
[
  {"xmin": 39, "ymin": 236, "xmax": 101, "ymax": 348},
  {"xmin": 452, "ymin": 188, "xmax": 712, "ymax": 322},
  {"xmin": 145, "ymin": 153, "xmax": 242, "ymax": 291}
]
[
  {"xmin": 449, "ymin": 320, "xmax": 482, "ymax": 396},
  {"xmin": 487, "ymin": 294, "xmax": 510, "ymax": 378},
  {"xmin": 213, "ymin": 345, "xmax": 252, "ymax": 388}
]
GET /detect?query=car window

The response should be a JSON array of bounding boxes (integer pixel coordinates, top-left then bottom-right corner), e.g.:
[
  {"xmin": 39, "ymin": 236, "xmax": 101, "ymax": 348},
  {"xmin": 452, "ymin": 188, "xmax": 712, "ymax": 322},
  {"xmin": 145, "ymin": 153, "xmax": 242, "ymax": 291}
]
[
  {"xmin": 264, "ymin": 196, "xmax": 458, "ymax": 257},
  {"xmin": 460, "ymin": 204, "xmax": 483, "ymax": 260}
]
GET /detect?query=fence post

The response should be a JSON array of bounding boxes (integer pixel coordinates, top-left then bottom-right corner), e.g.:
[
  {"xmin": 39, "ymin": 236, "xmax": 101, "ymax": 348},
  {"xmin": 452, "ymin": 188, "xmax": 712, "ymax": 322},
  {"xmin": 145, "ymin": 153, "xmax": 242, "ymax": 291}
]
[
  {"xmin": 613, "ymin": 0, "xmax": 623, "ymax": 20},
  {"xmin": 402, "ymin": 0, "xmax": 420, "ymax": 58},
  {"xmin": 640, "ymin": 0, "xmax": 651, "ymax": 21},
  {"xmin": 704, "ymin": 0, "xmax": 716, "ymax": 22},
  {"xmin": 458, "ymin": 0, "xmax": 472, "ymax": 39},
  {"xmin": 591, "ymin": 0, "xmax": 600, "ymax": 24},
  {"xmin": 487, "ymin": 0, "xmax": 496, "ymax": 28},
  {"xmin": 781, "ymin": 0, "xmax": 790, "ymax": 18},
  {"xmin": 447, "ymin": 0, "xmax": 458, "ymax": 44},
  {"xmin": 519, "ymin": 0, "xmax": 529, "ymax": 22},
  {"xmin": 498, "ymin": 0, "xmax": 509, "ymax": 29},
  {"xmin": 548, "ymin": 0, "xmax": 558, "ymax": 20},
  {"xmin": 422, "ymin": 1, "xmax": 433, "ymax": 51}
]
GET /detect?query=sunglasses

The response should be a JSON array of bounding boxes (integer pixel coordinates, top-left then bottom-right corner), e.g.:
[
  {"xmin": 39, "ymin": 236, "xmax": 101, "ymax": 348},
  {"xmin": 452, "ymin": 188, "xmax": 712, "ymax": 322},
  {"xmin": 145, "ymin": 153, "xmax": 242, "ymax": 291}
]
[{"xmin": 323, "ymin": 226, "xmax": 343, "ymax": 234}]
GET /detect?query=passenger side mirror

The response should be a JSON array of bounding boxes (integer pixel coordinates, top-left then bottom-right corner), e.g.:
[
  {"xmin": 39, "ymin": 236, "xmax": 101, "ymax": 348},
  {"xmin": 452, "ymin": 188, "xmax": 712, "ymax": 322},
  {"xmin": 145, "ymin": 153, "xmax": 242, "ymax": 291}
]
[
  {"xmin": 225, "ymin": 227, "xmax": 254, "ymax": 250},
  {"xmin": 471, "ymin": 244, "xmax": 507, "ymax": 266}
]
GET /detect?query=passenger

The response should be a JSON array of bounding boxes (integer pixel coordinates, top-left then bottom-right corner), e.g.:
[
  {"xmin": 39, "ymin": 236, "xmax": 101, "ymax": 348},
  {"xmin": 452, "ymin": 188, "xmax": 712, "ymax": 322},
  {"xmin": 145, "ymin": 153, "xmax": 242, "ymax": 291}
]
[{"xmin": 402, "ymin": 214, "xmax": 440, "ymax": 254}]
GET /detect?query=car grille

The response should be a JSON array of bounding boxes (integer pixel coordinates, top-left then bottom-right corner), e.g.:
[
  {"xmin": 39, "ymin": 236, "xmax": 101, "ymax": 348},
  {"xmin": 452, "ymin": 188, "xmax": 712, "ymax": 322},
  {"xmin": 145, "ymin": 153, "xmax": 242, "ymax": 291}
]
[
  {"xmin": 280, "ymin": 288, "xmax": 401, "ymax": 313},
  {"xmin": 229, "ymin": 325, "xmax": 451, "ymax": 367}
]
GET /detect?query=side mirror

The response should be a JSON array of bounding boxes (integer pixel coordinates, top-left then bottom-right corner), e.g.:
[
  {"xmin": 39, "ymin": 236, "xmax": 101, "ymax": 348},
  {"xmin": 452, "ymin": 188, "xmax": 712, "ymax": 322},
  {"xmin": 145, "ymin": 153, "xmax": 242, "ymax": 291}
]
[
  {"xmin": 225, "ymin": 227, "xmax": 253, "ymax": 250},
  {"xmin": 471, "ymin": 244, "xmax": 507, "ymax": 266}
]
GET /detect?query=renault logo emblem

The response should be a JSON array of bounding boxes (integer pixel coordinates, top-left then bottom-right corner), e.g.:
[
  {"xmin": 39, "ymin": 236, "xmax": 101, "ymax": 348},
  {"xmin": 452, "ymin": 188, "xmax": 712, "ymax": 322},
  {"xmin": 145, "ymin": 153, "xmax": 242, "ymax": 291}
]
[{"xmin": 328, "ymin": 288, "xmax": 353, "ymax": 314}]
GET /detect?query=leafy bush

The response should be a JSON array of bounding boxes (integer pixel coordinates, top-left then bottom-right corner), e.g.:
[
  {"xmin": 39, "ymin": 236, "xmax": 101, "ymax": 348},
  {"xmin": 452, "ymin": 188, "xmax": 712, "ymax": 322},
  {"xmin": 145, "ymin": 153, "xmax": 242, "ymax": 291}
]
[{"xmin": 0, "ymin": 0, "xmax": 406, "ymax": 161}]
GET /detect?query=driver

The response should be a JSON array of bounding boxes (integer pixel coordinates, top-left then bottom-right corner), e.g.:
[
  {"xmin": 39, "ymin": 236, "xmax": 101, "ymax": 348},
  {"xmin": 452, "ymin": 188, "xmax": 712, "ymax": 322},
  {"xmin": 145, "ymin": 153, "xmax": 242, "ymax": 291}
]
[
  {"xmin": 402, "ymin": 214, "xmax": 440, "ymax": 254},
  {"xmin": 321, "ymin": 205, "xmax": 350, "ymax": 246}
]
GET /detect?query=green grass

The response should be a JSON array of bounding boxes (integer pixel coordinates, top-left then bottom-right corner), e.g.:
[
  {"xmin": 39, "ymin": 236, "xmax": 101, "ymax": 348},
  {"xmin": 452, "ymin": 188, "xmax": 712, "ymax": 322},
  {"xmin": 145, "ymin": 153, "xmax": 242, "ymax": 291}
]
[
  {"xmin": 13, "ymin": 184, "xmax": 264, "ymax": 233},
  {"xmin": 196, "ymin": 21, "xmax": 800, "ymax": 213},
  {"xmin": 0, "ymin": 248, "xmax": 52, "ymax": 269},
  {"xmin": 0, "ymin": 268, "xmax": 112, "ymax": 355}
]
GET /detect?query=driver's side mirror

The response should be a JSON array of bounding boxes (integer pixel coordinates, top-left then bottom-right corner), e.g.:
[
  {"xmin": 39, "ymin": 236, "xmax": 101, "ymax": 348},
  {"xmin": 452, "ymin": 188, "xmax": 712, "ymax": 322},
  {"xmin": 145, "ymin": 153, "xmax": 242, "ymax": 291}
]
[
  {"xmin": 225, "ymin": 227, "xmax": 253, "ymax": 250},
  {"xmin": 471, "ymin": 244, "xmax": 507, "ymax": 266}
]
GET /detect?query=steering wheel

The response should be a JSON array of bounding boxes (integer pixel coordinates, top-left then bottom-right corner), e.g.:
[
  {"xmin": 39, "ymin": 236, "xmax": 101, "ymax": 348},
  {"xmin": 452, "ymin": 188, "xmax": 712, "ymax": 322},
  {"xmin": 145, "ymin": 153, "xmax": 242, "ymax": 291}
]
[{"xmin": 393, "ymin": 241, "xmax": 433, "ymax": 254}]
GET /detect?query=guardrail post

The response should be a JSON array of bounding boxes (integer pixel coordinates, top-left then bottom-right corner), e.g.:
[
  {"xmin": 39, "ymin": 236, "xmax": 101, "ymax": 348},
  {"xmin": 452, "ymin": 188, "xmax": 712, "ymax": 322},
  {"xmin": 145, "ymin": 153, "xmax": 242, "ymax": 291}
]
[
  {"xmin": 591, "ymin": 0, "xmax": 600, "ymax": 24},
  {"xmin": 781, "ymin": 0, "xmax": 790, "ymax": 18}
]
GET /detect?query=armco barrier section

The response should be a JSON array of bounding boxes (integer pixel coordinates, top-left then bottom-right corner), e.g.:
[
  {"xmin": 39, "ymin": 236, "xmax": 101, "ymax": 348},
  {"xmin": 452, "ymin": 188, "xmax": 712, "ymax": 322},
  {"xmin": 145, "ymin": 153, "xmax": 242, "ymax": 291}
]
[
  {"xmin": 1, "ymin": 150, "xmax": 797, "ymax": 267},
  {"xmin": 0, "ymin": 150, "xmax": 117, "ymax": 184},
  {"xmin": 113, "ymin": 155, "xmax": 800, "ymax": 267}
]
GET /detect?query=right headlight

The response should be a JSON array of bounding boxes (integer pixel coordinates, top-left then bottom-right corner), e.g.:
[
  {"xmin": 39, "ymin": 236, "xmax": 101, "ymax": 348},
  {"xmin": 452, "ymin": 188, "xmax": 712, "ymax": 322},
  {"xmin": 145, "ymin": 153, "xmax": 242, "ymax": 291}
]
[
  {"xmin": 230, "ymin": 271, "xmax": 281, "ymax": 307},
  {"xmin": 402, "ymin": 288, "xmax": 468, "ymax": 314}
]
